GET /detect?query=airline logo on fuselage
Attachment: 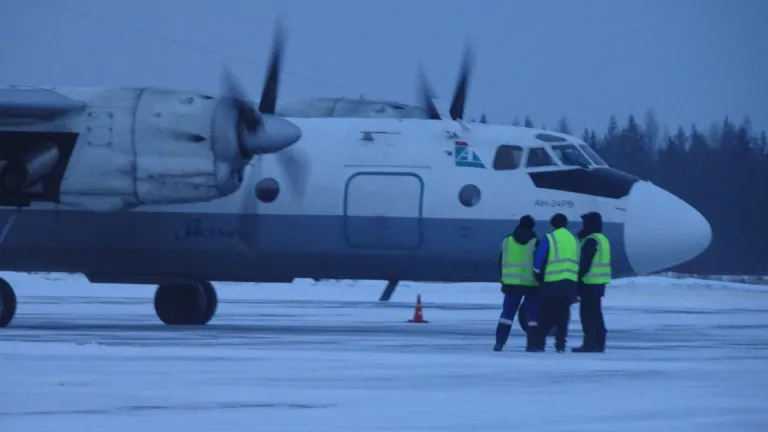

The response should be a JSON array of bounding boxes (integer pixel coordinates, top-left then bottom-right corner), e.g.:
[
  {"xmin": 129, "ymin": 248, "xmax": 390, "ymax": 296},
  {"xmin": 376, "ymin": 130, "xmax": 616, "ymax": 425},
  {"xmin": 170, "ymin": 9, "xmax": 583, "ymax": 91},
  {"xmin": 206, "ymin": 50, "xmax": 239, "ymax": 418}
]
[{"xmin": 454, "ymin": 141, "xmax": 485, "ymax": 168}]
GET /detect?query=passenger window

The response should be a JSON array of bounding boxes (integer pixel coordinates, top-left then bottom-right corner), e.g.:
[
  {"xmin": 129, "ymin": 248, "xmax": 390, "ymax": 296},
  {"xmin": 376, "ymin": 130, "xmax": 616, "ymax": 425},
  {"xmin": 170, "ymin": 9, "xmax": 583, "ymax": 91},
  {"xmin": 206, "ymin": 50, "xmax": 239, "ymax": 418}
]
[
  {"xmin": 492, "ymin": 145, "xmax": 523, "ymax": 170},
  {"xmin": 525, "ymin": 147, "xmax": 556, "ymax": 168},
  {"xmin": 550, "ymin": 144, "xmax": 592, "ymax": 168},
  {"xmin": 579, "ymin": 144, "xmax": 607, "ymax": 166}
]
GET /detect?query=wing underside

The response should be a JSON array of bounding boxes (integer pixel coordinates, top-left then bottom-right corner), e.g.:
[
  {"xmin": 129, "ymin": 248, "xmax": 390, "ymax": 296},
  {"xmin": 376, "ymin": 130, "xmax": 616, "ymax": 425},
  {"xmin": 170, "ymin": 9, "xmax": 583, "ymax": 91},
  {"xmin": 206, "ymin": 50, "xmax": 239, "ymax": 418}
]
[
  {"xmin": 0, "ymin": 88, "xmax": 83, "ymax": 206},
  {"xmin": 0, "ymin": 88, "xmax": 85, "ymax": 122}
]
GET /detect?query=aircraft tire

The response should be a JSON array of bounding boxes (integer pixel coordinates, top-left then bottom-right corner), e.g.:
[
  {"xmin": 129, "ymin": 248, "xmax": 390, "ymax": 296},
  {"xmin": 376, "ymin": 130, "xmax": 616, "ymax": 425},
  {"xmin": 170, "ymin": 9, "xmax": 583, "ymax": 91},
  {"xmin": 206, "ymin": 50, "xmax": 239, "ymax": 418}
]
[
  {"xmin": 0, "ymin": 277, "xmax": 17, "ymax": 327},
  {"xmin": 195, "ymin": 281, "xmax": 218, "ymax": 325},
  {"xmin": 154, "ymin": 281, "xmax": 217, "ymax": 325}
]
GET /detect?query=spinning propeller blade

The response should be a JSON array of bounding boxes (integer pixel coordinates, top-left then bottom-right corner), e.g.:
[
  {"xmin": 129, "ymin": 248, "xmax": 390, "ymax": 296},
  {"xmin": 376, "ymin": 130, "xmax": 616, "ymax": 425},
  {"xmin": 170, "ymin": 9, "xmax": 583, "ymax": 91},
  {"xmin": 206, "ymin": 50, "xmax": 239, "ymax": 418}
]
[
  {"xmin": 416, "ymin": 42, "xmax": 475, "ymax": 122},
  {"xmin": 221, "ymin": 20, "xmax": 308, "ymax": 197}
]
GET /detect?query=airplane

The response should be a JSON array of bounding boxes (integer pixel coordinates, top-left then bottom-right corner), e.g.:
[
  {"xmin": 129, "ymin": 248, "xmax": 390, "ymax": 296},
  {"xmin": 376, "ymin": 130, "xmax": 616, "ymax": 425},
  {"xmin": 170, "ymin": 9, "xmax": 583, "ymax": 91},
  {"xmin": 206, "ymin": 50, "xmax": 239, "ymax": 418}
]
[{"xmin": 0, "ymin": 24, "xmax": 712, "ymax": 330}]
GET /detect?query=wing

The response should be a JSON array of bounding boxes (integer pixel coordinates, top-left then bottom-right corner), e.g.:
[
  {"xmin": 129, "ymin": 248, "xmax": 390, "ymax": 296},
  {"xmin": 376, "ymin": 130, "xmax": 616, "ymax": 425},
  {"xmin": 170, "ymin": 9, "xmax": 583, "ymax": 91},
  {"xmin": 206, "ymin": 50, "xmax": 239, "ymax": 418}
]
[{"xmin": 0, "ymin": 87, "xmax": 85, "ymax": 123}]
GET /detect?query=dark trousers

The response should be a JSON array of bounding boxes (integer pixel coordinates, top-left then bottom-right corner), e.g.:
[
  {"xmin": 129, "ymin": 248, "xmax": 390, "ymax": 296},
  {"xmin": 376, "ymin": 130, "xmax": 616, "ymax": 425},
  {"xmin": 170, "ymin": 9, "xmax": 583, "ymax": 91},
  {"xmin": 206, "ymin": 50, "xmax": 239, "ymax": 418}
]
[
  {"xmin": 495, "ymin": 292, "xmax": 539, "ymax": 349},
  {"xmin": 532, "ymin": 296, "xmax": 572, "ymax": 351},
  {"xmin": 579, "ymin": 291, "xmax": 607, "ymax": 349}
]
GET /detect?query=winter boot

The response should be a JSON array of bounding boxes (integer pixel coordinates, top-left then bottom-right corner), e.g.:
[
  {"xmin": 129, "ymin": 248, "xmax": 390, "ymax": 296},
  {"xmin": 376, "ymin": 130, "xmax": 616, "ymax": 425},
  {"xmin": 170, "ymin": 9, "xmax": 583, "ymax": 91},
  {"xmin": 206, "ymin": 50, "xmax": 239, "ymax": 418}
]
[
  {"xmin": 593, "ymin": 330, "xmax": 606, "ymax": 352},
  {"xmin": 525, "ymin": 332, "xmax": 544, "ymax": 352},
  {"xmin": 572, "ymin": 335, "xmax": 595, "ymax": 353},
  {"xmin": 494, "ymin": 322, "xmax": 511, "ymax": 351}
]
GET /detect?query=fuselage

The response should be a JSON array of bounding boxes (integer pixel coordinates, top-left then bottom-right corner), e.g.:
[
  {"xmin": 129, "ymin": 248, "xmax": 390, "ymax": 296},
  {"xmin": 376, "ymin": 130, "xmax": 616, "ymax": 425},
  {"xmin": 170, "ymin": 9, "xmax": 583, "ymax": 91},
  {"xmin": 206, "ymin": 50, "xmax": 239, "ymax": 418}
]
[{"xmin": 0, "ymin": 107, "xmax": 712, "ymax": 285}]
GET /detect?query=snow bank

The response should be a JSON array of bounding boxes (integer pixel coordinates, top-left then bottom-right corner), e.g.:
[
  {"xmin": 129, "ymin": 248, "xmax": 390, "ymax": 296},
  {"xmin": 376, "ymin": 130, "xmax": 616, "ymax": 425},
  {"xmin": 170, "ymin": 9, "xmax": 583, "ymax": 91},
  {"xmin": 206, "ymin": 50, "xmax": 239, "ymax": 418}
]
[{"xmin": 660, "ymin": 272, "xmax": 768, "ymax": 285}]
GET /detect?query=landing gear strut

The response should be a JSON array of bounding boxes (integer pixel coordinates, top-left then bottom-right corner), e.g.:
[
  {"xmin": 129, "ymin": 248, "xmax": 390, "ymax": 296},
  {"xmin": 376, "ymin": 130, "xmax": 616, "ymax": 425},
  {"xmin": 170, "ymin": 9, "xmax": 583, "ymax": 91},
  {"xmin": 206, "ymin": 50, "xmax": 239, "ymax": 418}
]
[
  {"xmin": 153, "ymin": 281, "xmax": 218, "ymax": 325},
  {"xmin": 0, "ymin": 277, "xmax": 17, "ymax": 327}
]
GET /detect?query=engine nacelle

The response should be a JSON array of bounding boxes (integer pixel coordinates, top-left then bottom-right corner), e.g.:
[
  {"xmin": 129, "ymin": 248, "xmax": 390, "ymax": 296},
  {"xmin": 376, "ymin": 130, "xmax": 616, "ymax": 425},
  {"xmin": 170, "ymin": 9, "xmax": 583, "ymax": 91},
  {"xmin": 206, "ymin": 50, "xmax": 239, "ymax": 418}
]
[{"xmin": 36, "ymin": 87, "xmax": 246, "ymax": 211}]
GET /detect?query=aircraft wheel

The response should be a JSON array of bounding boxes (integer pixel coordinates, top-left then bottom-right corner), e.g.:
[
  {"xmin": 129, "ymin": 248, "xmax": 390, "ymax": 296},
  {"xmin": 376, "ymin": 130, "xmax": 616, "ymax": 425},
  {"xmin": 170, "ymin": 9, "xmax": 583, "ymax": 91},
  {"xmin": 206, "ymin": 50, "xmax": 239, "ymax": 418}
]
[
  {"xmin": 0, "ymin": 277, "xmax": 17, "ymax": 327},
  {"xmin": 517, "ymin": 300, "xmax": 556, "ymax": 336},
  {"xmin": 154, "ymin": 281, "xmax": 217, "ymax": 325},
  {"xmin": 196, "ymin": 281, "xmax": 218, "ymax": 325}
]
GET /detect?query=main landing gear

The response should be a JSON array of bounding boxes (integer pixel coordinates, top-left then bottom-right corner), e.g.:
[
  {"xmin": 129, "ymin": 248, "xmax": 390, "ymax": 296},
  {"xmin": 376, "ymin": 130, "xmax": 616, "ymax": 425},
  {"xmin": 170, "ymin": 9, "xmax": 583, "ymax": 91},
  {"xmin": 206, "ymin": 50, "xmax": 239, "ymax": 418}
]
[{"xmin": 0, "ymin": 277, "xmax": 218, "ymax": 327}]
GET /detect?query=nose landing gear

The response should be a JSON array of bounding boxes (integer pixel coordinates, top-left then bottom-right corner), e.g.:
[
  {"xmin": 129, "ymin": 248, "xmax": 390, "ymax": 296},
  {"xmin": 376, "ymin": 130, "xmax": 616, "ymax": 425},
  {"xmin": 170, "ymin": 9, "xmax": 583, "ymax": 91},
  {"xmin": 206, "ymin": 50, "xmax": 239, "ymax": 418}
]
[
  {"xmin": 153, "ymin": 280, "xmax": 218, "ymax": 325},
  {"xmin": 0, "ymin": 277, "xmax": 17, "ymax": 327}
]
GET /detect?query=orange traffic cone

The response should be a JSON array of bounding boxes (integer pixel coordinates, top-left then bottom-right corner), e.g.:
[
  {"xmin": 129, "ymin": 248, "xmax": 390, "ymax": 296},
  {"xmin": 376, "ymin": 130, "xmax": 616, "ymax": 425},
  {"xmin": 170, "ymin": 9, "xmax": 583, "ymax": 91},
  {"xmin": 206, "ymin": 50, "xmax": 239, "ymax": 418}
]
[{"xmin": 408, "ymin": 294, "xmax": 429, "ymax": 323}]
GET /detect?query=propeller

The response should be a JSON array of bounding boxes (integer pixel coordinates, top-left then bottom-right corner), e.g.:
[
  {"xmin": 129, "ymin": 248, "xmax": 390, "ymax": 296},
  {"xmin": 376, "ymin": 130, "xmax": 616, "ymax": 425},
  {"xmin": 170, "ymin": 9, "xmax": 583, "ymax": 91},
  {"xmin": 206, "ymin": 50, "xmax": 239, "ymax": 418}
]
[
  {"xmin": 417, "ymin": 42, "xmax": 475, "ymax": 122},
  {"xmin": 417, "ymin": 64, "xmax": 441, "ymax": 120},
  {"xmin": 220, "ymin": 21, "xmax": 309, "ymax": 197}
]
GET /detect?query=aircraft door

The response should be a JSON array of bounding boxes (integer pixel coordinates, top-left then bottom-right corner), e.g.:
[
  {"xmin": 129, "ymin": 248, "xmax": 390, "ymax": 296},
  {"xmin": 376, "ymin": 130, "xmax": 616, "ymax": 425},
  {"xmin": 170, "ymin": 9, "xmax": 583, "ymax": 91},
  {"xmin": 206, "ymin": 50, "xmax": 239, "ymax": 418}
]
[{"xmin": 344, "ymin": 172, "xmax": 423, "ymax": 250}]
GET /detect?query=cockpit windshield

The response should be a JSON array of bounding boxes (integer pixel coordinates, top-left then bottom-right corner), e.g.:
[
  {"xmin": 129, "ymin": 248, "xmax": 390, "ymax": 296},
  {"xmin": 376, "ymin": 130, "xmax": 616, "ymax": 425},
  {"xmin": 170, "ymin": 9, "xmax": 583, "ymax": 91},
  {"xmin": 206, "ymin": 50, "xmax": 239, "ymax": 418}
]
[
  {"xmin": 578, "ymin": 144, "xmax": 608, "ymax": 166},
  {"xmin": 550, "ymin": 144, "xmax": 592, "ymax": 168}
]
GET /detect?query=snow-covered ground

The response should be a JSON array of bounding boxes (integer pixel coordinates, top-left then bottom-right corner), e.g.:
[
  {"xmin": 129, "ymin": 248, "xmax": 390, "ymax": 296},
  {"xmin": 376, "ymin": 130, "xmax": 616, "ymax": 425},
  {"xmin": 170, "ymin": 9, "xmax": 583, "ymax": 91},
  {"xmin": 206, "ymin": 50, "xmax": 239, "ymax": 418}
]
[{"xmin": 1, "ymin": 272, "xmax": 767, "ymax": 432}]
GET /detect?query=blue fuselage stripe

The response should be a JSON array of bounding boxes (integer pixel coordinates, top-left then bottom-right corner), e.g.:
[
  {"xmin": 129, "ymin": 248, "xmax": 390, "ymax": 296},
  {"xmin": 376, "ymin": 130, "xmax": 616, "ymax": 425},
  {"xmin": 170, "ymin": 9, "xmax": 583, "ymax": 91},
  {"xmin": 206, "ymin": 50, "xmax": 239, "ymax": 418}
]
[{"xmin": 0, "ymin": 210, "xmax": 631, "ymax": 283}]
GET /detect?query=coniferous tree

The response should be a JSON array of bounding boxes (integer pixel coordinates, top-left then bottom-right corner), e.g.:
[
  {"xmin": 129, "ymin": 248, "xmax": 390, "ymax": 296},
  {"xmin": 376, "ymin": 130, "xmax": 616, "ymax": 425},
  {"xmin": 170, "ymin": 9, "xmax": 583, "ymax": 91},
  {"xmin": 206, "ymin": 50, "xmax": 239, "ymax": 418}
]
[
  {"xmin": 588, "ymin": 130, "xmax": 598, "ymax": 150},
  {"xmin": 758, "ymin": 131, "xmax": 767, "ymax": 155},
  {"xmin": 606, "ymin": 114, "xmax": 618, "ymax": 138},
  {"xmin": 475, "ymin": 108, "xmax": 766, "ymax": 275},
  {"xmin": 523, "ymin": 116, "xmax": 534, "ymax": 128},
  {"xmin": 579, "ymin": 111, "xmax": 767, "ymax": 275},
  {"xmin": 643, "ymin": 109, "xmax": 660, "ymax": 150},
  {"xmin": 556, "ymin": 116, "xmax": 571, "ymax": 135}
]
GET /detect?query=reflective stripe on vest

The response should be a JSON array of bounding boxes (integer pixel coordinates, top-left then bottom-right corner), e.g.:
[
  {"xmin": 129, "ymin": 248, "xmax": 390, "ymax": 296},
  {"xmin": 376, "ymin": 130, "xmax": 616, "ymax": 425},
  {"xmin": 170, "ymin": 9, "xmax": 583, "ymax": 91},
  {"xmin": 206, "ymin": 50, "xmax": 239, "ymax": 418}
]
[
  {"xmin": 500, "ymin": 236, "xmax": 537, "ymax": 286},
  {"xmin": 581, "ymin": 233, "xmax": 612, "ymax": 284},
  {"xmin": 543, "ymin": 228, "xmax": 579, "ymax": 282}
]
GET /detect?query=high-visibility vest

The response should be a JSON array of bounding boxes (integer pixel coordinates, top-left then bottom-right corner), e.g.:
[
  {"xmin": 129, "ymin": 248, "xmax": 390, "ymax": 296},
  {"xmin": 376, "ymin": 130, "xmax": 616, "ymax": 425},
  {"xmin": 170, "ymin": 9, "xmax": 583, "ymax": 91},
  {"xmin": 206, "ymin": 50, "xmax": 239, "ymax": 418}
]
[
  {"xmin": 543, "ymin": 228, "xmax": 579, "ymax": 282},
  {"xmin": 581, "ymin": 233, "xmax": 612, "ymax": 284},
  {"xmin": 500, "ymin": 236, "xmax": 537, "ymax": 286}
]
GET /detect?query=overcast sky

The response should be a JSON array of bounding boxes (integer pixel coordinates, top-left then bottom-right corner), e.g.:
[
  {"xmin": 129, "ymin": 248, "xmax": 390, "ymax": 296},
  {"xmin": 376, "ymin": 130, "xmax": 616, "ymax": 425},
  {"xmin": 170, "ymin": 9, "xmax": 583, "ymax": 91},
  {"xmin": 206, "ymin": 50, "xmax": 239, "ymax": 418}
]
[{"xmin": 2, "ymin": 0, "xmax": 767, "ymax": 134}]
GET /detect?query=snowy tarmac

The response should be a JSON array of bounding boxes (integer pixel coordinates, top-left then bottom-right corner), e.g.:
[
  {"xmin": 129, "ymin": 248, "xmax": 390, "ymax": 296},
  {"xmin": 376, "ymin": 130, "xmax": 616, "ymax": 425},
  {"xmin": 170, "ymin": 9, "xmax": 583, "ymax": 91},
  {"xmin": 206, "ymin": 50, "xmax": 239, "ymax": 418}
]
[{"xmin": 1, "ymin": 272, "xmax": 767, "ymax": 431}]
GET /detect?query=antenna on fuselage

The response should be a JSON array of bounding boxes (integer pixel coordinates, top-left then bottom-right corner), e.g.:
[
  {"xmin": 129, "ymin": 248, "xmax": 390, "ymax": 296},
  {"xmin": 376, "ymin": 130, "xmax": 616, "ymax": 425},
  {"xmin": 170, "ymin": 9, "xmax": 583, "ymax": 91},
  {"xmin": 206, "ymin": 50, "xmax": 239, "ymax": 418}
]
[{"xmin": 456, "ymin": 118, "xmax": 471, "ymax": 133}]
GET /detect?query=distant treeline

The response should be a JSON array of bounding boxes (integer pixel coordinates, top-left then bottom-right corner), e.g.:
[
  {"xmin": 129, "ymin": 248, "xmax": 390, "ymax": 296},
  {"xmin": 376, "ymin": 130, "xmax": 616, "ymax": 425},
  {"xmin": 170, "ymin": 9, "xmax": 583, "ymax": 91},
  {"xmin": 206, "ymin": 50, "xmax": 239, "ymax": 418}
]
[{"xmin": 476, "ymin": 111, "xmax": 768, "ymax": 276}]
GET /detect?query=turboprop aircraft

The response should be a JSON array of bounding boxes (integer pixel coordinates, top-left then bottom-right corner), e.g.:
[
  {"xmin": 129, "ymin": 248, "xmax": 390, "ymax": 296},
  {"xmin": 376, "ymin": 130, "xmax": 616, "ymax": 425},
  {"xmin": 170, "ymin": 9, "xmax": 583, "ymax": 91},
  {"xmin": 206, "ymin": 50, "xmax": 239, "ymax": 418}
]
[{"xmin": 0, "ymin": 24, "xmax": 712, "ymax": 329}]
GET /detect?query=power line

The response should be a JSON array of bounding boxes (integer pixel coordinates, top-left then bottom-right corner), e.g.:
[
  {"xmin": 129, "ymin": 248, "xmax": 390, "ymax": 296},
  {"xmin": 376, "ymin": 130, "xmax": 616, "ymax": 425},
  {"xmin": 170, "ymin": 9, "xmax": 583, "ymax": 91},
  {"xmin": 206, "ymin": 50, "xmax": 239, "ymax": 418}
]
[{"xmin": 33, "ymin": 1, "xmax": 393, "ymax": 101}]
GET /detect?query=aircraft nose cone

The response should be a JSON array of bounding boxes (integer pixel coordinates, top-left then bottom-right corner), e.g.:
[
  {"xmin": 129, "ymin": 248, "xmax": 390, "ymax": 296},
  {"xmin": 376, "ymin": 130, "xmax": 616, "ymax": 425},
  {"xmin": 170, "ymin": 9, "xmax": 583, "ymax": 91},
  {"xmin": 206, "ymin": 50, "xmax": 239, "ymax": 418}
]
[{"xmin": 623, "ymin": 181, "xmax": 712, "ymax": 274}]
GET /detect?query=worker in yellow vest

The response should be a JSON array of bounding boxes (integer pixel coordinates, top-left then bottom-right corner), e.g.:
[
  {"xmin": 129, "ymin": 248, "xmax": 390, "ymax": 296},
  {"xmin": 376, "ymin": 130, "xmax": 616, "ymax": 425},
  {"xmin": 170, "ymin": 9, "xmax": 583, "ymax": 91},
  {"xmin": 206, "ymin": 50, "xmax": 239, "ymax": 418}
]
[
  {"xmin": 573, "ymin": 212, "xmax": 611, "ymax": 353},
  {"xmin": 530, "ymin": 213, "xmax": 579, "ymax": 352},
  {"xmin": 494, "ymin": 215, "xmax": 540, "ymax": 352}
]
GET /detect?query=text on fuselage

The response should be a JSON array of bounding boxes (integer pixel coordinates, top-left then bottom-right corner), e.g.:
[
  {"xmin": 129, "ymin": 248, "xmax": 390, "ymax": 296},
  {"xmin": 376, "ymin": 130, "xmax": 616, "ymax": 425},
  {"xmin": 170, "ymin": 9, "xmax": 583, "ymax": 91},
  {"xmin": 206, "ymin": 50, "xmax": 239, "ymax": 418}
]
[
  {"xmin": 175, "ymin": 218, "xmax": 236, "ymax": 241},
  {"xmin": 534, "ymin": 199, "xmax": 575, "ymax": 208}
]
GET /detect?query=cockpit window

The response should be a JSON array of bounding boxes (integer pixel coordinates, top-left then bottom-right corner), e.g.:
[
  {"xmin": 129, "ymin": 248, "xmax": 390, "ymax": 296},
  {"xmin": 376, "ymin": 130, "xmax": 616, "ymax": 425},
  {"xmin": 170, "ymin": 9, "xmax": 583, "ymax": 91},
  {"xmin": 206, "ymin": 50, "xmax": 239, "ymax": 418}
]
[
  {"xmin": 550, "ymin": 144, "xmax": 592, "ymax": 168},
  {"xmin": 493, "ymin": 145, "xmax": 523, "ymax": 170},
  {"xmin": 526, "ymin": 147, "xmax": 557, "ymax": 168},
  {"xmin": 578, "ymin": 144, "xmax": 608, "ymax": 166}
]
